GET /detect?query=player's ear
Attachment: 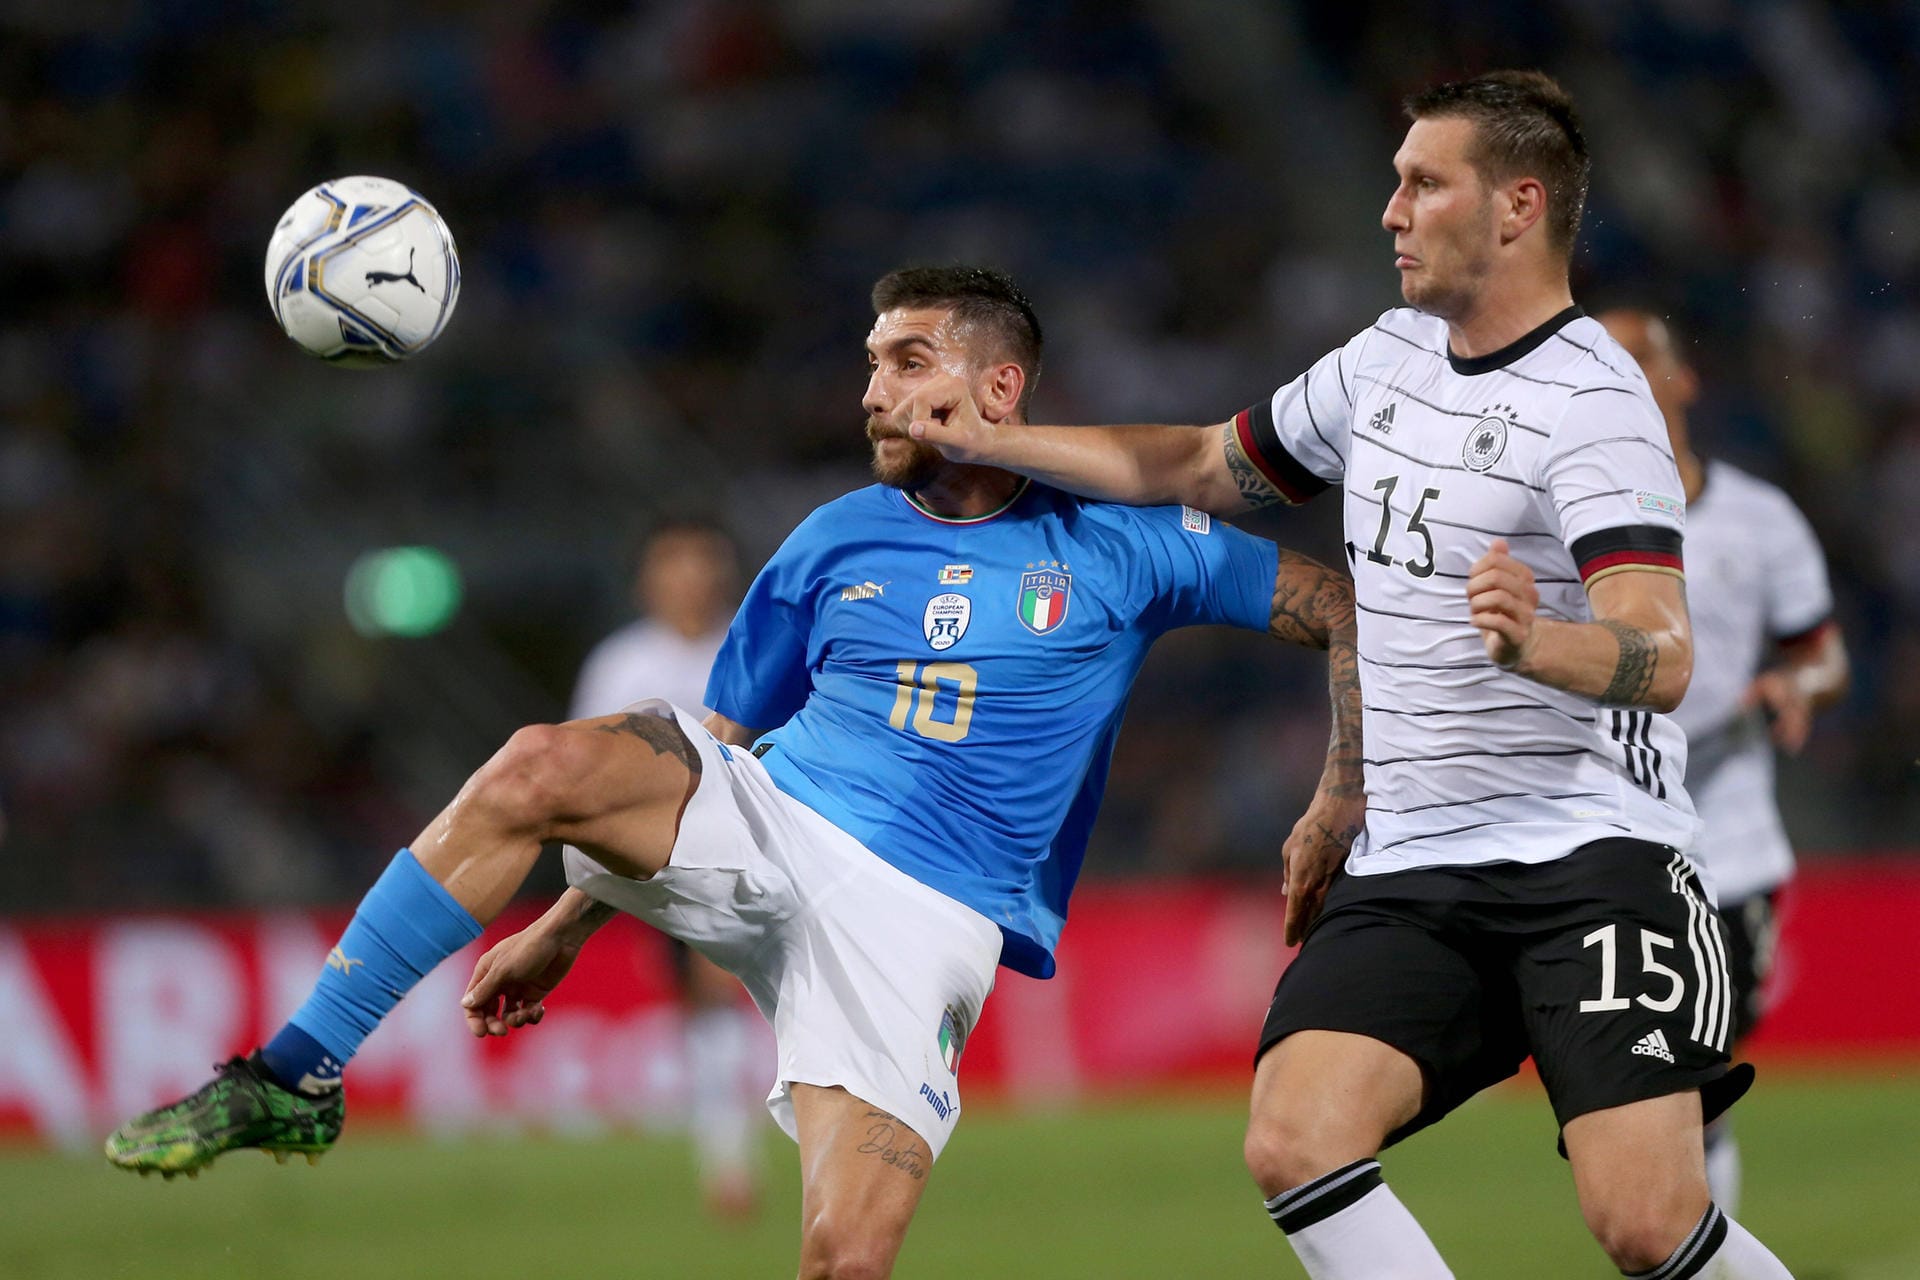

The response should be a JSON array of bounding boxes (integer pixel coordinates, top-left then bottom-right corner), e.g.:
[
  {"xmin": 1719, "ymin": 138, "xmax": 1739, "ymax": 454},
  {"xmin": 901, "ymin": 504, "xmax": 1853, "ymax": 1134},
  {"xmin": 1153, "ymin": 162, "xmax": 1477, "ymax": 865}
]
[
  {"xmin": 1500, "ymin": 176, "xmax": 1548, "ymax": 246},
  {"xmin": 1672, "ymin": 356, "xmax": 1701, "ymax": 409},
  {"xmin": 977, "ymin": 360, "xmax": 1025, "ymax": 422}
]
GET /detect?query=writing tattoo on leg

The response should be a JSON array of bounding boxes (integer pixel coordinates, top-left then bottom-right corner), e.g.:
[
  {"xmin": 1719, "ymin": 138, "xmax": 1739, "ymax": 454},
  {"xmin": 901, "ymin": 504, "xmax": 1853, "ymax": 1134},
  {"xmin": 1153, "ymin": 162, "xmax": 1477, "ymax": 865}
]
[
  {"xmin": 1599, "ymin": 619, "xmax": 1659, "ymax": 706},
  {"xmin": 855, "ymin": 1109, "xmax": 929, "ymax": 1181},
  {"xmin": 593, "ymin": 714, "xmax": 703, "ymax": 777}
]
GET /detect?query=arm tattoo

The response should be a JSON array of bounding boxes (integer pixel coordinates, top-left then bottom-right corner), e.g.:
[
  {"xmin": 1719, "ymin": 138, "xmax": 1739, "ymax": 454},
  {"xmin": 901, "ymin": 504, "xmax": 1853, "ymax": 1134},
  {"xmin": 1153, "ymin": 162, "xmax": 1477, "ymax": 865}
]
[
  {"xmin": 1268, "ymin": 550, "xmax": 1355, "ymax": 650},
  {"xmin": 1322, "ymin": 628, "xmax": 1363, "ymax": 802},
  {"xmin": 1598, "ymin": 619, "xmax": 1659, "ymax": 706},
  {"xmin": 1269, "ymin": 550, "xmax": 1363, "ymax": 804},
  {"xmin": 1221, "ymin": 422, "xmax": 1284, "ymax": 510},
  {"xmin": 593, "ymin": 713, "xmax": 703, "ymax": 777}
]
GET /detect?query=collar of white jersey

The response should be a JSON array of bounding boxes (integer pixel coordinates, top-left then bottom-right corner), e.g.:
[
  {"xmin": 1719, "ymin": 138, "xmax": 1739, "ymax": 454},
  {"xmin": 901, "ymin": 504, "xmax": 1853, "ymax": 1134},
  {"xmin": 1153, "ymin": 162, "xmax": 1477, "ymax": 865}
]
[
  {"xmin": 900, "ymin": 477, "xmax": 1032, "ymax": 525},
  {"xmin": 1447, "ymin": 304, "xmax": 1585, "ymax": 376}
]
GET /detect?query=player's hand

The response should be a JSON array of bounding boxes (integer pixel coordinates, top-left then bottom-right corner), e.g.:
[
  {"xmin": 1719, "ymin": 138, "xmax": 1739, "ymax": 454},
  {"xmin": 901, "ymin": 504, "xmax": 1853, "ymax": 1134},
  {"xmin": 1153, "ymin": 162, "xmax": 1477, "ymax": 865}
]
[
  {"xmin": 1281, "ymin": 782, "xmax": 1362, "ymax": 946},
  {"xmin": 460, "ymin": 926, "xmax": 581, "ymax": 1037},
  {"xmin": 1742, "ymin": 668, "xmax": 1814, "ymax": 754},
  {"xmin": 1467, "ymin": 538, "xmax": 1540, "ymax": 669},
  {"xmin": 898, "ymin": 374, "xmax": 998, "ymax": 463}
]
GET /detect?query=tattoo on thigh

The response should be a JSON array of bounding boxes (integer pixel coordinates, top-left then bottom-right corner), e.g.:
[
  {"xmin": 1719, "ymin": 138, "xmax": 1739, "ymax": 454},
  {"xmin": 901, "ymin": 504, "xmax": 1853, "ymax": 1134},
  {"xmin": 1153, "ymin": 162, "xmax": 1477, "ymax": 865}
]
[
  {"xmin": 856, "ymin": 1110, "xmax": 929, "ymax": 1181},
  {"xmin": 593, "ymin": 714, "xmax": 702, "ymax": 776},
  {"xmin": 1599, "ymin": 620, "xmax": 1659, "ymax": 707}
]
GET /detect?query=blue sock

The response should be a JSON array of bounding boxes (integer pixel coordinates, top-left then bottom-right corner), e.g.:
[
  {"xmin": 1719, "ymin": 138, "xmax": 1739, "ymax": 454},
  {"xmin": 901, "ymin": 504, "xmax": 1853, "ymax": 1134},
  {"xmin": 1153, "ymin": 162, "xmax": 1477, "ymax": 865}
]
[{"xmin": 260, "ymin": 849, "xmax": 482, "ymax": 1094}]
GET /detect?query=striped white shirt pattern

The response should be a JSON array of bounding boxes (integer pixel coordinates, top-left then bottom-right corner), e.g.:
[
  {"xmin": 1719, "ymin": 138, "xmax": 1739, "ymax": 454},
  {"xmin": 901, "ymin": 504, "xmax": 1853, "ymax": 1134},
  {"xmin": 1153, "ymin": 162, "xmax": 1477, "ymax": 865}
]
[
  {"xmin": 1666, "ymin": 459, "xmax": 1833, "ymax": 904},
  {"xmin": 1238, "ymin": 307, "xmax": 1700, "ymax": 875}
]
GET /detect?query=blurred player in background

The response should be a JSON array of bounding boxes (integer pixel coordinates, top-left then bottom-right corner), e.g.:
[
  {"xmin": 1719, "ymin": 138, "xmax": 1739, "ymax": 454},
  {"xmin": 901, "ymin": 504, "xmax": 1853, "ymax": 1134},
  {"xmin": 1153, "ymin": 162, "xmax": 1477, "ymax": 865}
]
[
  {"xmin": 904, "ymin": 73, "xmax": 1797, "ymax": 1279},
  {"xmin": 105, "ymin": 265, "xmax": 1361, "ymax": 1279},
  {"xmin": 571, "ymin": 517, "xmax": 766, "ymax": 1218},
  {"xmin": 1600, "ymin": 308, "xmax": 1850, "ymax": 1213}
]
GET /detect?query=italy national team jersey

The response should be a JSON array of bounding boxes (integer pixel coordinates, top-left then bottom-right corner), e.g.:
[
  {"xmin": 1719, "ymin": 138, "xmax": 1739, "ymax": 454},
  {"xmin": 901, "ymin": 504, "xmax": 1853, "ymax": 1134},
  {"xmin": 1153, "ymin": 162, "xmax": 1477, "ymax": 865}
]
[
  {"xmin": 704, "ymin": 480, "xmax": 1279, "ymax": 978},
  {"xmin": 1235, "ymin": 306, "xmax": 1699, "ymax": 875}
]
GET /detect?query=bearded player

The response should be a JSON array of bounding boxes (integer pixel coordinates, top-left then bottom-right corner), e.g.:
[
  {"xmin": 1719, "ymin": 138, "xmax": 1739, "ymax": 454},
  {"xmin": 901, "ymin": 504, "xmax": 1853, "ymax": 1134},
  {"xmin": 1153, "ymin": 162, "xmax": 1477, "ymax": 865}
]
[{"xmin": 105, "ymin": 266, "xmax": 1361, "ymax": 1279}]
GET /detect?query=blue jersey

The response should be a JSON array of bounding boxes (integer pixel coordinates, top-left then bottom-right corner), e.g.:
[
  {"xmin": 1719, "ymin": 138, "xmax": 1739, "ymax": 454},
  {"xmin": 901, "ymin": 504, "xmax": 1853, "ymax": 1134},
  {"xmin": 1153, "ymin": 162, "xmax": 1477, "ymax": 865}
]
[{"xmin": 705, "ymin": 481, "xmax": 1278, "ymax": 977}]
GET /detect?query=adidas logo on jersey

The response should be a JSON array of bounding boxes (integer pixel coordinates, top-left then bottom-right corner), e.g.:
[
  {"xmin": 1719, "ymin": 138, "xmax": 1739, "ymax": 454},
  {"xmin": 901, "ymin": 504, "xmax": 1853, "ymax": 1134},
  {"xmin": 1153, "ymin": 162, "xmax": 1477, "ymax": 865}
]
[
  {"xmin": 1630, "ymin": 1029, "xmax": 1676, "ymax": 1063},
  {"xmin": 1368, "ymin": 403, "xmax": 1396, "ymax": 434}
]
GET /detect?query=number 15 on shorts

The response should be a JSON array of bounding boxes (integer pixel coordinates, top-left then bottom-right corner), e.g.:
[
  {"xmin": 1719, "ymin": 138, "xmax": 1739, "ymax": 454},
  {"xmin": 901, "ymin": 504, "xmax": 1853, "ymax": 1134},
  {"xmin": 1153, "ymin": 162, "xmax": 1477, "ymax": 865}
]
[{"xmin": 1579, "ymin": 923, "xmax": 1684, "ymax": 1013}]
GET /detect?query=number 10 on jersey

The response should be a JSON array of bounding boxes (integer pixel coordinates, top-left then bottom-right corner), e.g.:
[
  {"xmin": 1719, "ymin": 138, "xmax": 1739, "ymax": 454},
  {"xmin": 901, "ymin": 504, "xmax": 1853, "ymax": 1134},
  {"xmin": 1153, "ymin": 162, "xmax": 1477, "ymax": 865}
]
[{"xmin": 890, "ymin": 661, "xmax": 979, "ymax": 743}]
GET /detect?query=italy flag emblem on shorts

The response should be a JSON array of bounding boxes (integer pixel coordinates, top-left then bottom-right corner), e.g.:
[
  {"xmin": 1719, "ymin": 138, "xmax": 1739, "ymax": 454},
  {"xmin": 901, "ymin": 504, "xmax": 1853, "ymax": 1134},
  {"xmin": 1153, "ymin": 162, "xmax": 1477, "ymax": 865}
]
[
  {"xmin": 1016, "ymin": 568, "xmax": 1071, "ymax": 635},
  {"xmin": 939, "ymin": 1004, "xmax": 968, "ymax": 1073}
]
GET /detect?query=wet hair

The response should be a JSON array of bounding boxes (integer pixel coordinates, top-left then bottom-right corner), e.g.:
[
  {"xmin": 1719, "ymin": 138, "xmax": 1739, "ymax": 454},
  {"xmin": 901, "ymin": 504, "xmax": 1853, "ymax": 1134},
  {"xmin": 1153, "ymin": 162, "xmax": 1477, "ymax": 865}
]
[
  {"xmin": 1405, "ymin": 70, "xmax": 1590, "ymax": 255},
  {"xmin": 870, "ymin": 265, "xmax": 1043, "ymax": 415}
]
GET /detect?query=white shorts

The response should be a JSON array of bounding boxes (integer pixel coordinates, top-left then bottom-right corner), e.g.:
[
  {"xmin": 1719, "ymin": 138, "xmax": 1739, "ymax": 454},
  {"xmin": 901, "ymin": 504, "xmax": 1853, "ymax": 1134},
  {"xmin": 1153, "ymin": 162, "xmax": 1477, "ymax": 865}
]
[{"xmin": 562, "ymin": 701, "xmax": 1001, "ymax": 1160}]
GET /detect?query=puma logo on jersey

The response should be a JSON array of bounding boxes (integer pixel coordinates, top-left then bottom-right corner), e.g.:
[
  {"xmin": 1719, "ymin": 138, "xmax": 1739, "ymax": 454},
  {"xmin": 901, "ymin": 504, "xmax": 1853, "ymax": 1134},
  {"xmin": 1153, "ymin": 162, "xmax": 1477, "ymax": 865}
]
[
  {"xmin": 840, "ymin": 580, "xmax": 889, "ymax": 601},
  {"xmin": 1368, "ymin": 403, "xmax": 1396, "ymax": 434},
  {"xmin": 326, "ymin": 946, "xmax": 366, "ymax": 977}
]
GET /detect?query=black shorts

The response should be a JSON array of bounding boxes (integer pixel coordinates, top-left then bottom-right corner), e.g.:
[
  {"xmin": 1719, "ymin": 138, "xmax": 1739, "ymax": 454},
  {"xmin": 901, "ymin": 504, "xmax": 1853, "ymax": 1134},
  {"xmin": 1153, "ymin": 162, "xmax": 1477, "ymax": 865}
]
[
  {"xmin": 1717, "ymin": 890, "xmax": 1781, "ymax": 1045},
  {"xmin": 1258, "ymin": 838, "xmax": 1754, "ymax": 1146}
]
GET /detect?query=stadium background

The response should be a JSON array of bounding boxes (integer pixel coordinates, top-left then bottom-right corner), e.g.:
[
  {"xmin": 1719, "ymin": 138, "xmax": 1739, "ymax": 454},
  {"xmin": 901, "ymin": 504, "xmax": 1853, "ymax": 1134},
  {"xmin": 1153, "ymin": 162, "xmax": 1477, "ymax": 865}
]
[{"xmin": 3, "ymin": 2, "xmax": 1917, "ymax": 1276}]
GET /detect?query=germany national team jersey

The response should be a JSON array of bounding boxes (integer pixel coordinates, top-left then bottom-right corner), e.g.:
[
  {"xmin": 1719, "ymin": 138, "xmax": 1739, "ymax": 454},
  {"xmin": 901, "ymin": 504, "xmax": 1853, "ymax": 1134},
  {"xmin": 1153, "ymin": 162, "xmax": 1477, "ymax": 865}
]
[
  {"xmin": 705, "ymin": 480, "xmax": 1279, "ymax": 978},
  {"xmin": 1667, "ymin": 459, "xmax": 1833, "ymax": 903},
  {"xmin": 1237, "ymin": 306, "xmax": 1698, "ymax": 875}
]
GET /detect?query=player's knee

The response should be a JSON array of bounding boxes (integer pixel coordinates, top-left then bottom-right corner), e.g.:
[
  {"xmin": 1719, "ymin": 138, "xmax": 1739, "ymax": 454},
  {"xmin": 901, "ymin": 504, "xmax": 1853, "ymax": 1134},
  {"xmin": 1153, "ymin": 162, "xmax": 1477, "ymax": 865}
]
[
  {"xmin": 1581, "ymin": 1191, "xmax": 1703, "ymax": 1273},
  {"xmin": 1243, "ymin": 1106, "xmax": 1338, "ymax": 1197},
  {"xmin": 797, "ymin": 1217, "xmax": 898, "ymax": 1280},
  {"xmin": 470, "ymin": 724, "xmax": 588, "ymax": 833}
]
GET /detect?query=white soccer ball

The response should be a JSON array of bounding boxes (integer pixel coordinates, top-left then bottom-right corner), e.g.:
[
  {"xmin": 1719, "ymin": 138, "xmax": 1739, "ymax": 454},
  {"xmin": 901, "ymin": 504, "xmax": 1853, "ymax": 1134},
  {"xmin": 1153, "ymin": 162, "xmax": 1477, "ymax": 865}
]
[{"xmin": 263, "ymin": 175, "xmax": 461, "ymax": 366}]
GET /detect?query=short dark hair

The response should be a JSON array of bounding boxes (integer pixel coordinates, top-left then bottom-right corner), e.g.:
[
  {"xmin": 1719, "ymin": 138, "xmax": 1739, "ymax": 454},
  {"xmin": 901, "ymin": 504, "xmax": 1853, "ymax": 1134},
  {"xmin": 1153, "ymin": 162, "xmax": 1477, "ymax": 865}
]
[
  {"xmin": 1405, "ymin": 70, "xmax": 1590, "ymax": 255},
  {"xmin": 634, "ymin": 515, "xmax": 736, "ymax": 568},
  {"xmin": 870, "ymin": 265, "xmax": 1043, "ymax": 415}
]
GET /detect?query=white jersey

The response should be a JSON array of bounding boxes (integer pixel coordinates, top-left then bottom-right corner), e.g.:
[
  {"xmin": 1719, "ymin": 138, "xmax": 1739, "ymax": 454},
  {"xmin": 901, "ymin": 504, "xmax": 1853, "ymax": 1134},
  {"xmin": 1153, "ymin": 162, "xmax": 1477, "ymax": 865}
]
[
  {"xmin": 570, "ymin": 618, "xmax": 727, "ymax": 720},
  {"xmin": 1666, "ymin": 460, "xmax": 1832, "ymax": 903},
  {"xmin": 1240, "ymin": 307, "xmax": 1699, "ymax": 875}
]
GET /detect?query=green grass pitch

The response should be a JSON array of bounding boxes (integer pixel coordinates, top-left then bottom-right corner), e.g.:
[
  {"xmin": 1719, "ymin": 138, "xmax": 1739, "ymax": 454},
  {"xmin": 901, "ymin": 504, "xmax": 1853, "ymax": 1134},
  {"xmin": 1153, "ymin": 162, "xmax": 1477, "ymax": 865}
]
[{"xmin": 5, "ymin": 1066, "xmax": 1915, "ymax": 1278}]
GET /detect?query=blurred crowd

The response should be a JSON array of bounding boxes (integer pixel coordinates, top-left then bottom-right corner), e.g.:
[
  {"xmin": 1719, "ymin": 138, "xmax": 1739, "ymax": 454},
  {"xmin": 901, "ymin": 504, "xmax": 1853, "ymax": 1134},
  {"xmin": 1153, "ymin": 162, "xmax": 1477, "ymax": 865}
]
[{"xmin": 3, "ymin": 0, "xmax": 1916, "ymax": 914}]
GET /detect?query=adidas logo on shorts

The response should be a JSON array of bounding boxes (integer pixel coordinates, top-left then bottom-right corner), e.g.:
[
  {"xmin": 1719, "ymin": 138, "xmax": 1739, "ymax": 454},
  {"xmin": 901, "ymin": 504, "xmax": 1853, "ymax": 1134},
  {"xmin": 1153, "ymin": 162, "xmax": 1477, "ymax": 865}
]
[{"xmin": 1630, "ymin": 1029, "xmax": 1676, "ymax": 1064}]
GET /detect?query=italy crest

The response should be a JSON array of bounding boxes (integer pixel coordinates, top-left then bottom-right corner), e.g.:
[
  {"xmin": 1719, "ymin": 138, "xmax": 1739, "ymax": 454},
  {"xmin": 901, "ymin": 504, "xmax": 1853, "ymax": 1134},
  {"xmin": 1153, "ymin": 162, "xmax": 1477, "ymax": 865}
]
[
  {"xmin": 938, "ymin": 1004, "xmax": 968, "ymax": 1073},
  {"xmin": 1016, "ymin": 567, "xmax": 1071, "ymax": 635}
]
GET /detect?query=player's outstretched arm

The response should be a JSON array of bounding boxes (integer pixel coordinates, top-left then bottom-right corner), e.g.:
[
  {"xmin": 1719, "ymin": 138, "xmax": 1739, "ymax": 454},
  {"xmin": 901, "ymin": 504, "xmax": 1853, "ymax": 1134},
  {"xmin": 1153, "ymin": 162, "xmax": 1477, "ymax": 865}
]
[
  {"xmin": 1268, "ymin": 550, "xmax": 1363, "ymax": 944},
  {"xmin": 899, "ymin": 374, "xmax": 1258, "ymax": 515},
  {"xmin": 1467, "ymin": 539, "xmax": 1693, "ymax": 711},
  {"xmin": 461, "ymin": 887, "xmax": 615, "ymax": 1036}
]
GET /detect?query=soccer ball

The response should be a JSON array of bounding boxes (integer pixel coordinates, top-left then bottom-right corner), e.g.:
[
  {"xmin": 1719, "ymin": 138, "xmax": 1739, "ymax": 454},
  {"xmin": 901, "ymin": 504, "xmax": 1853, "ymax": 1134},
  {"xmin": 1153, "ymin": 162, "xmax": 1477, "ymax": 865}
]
[{"xmin": 264, "ymin": 176, "xmax": 460, "ymax": 366}]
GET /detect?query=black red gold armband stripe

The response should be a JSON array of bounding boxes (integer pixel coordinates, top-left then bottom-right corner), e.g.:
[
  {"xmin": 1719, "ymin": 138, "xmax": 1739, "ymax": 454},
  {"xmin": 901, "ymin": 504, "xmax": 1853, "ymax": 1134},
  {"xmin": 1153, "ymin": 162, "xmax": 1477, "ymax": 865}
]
[
  {"xmin": 1569, "ymin": 525, "xmax": 1684, "ymax": 587},
  {"xmin": 1232, "ymin": 400, "xmax": 1331, "ymax": 505}
]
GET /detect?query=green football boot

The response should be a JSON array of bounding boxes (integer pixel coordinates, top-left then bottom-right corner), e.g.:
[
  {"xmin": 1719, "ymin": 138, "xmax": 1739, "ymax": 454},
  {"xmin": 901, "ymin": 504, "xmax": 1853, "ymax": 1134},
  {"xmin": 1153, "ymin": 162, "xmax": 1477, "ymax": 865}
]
[{"xmin": 103, "ymin": 1052, "xmax": 344, "ymax": 1179}]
